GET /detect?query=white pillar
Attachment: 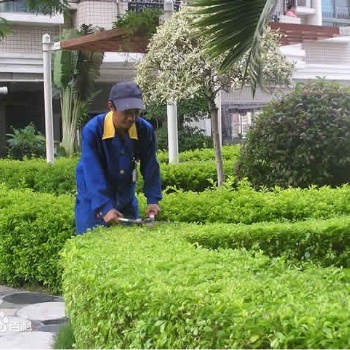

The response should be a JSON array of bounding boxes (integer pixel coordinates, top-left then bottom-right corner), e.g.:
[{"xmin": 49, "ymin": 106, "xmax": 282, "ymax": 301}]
[
  {"xmin": 308, "ymin": 0, "xmax": 322, "ymax": 25},
  {"xmin": 161, "ymin": 0, "xmax": 174, "ymax": 24},
  {"xmin": 162, "ymin": 0, "xmax": 178, "ymax": 163},
  {"xmin": 215, "ymin": 90, "xmax": 222, "ymax": 146},
  {"xmin": 167, "ymin": 102, "xmax": 178, "ymax": 164},
  {"xmin": 42, "ymin": 34, "xmax": 55, "ymax": 164}
]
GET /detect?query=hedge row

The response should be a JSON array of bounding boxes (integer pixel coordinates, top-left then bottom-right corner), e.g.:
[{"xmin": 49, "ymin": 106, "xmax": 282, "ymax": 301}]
[
  {"xmin": 61, "ymin": 227, "xmax": 350, "ymax": 349},
  {"xmin": 157, "ymin": 145, "xmax": 240, "ymax": 163},
  {"xmin": 0, "ymin": 157, "xmax": 237, "ymax": 195},
  {"xmin": 0, "ymin": 185, "xmax": 75, "ymax": 292},
  {"xmin": 140, "ymin": 181, "xmax": 350, "ymax": 224},
  {"xmin": 2, "ymin": 182, "xmax": 350, "ymax": 293}
]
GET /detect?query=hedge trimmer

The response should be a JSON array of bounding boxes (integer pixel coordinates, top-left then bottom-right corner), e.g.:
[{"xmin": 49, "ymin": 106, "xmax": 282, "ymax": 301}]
[{"xmin": 118, "ymin": 213, "xmax": 174, "ymax": 227}]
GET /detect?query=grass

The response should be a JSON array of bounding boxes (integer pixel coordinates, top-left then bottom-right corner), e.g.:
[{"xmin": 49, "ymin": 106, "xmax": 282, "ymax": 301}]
[{"xmin": 53, "ymin": 321, "xmax": 75, "ymax": 349}]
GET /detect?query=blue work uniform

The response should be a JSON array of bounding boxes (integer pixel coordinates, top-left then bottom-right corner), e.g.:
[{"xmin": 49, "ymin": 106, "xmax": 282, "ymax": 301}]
[{"xmin": 75, "ymin": 112, "xmax": 162, "ymax": 235}]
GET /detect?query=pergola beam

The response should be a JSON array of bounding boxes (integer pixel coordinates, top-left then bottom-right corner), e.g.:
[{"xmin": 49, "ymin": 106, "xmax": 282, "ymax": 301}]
[{"xmin": 60, "ymin": 28, "xmax": 148, "ymax": 53}]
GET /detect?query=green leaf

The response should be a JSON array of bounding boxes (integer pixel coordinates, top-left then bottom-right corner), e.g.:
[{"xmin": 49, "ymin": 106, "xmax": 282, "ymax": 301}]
[
  {"xmin": 0, "ymin": 17, "xmax": 13, "ymax": 39},
  {"xmin": 191, "ymin": 0, "xmax": 278, "ymax": 94}
]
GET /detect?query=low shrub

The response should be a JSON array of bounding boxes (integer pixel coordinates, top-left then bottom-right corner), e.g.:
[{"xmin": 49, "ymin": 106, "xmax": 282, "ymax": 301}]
[
  {"xmin": 0, "ymin": 158, "xmax": 78, "ymax": 196},
  {"xmin": 6, "ymin": 123, "xmax": 46, "ymax": 160},
  {"xmin": 0, "ymin": 156, "xmax": 238, "ymax": 194},
  {"xmin": 0, "ymin": 186, "xmax": 75, "ymax": 292},
  {"xmin": 180, "ymin": 216, "xmax": 350, "ymax": 267},
  {"xmin": 62, "ymin": 227, "xmax": 350, "ymax": 348},
  {"xmin": 53, "ymin": 321, "xmax": 75, "ymax": 349},
  {"xmin": 157, "ymin": 145, "xmax": 240, "ymax": 163},
  {"xmin": 140, "ymin": 182, "xmax": 350, "ymax": 224},
  {"xmin": 237, "ymin": 79, "xmax": 350, "ymax": 188}
]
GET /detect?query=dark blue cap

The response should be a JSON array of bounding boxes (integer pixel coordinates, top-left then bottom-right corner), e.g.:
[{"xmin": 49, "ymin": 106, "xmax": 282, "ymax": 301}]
[{"xmin": 109, "ymin": 81, "xmax": 145, "ymax": 111}]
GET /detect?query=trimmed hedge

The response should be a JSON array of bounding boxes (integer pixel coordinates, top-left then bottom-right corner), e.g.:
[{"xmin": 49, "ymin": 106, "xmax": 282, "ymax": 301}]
[
  {"xmin": 180, "ymin": 216, "xmax": 350, "ymax": 267},
  {"xmin": 0, "ymin": 157, "xmax": 237, "ymax": 195},
  {"xmin": 2, "ymin": 182, "xmax": 350, "ymax": 294},
  {"xmin": 157, "ymin": 145, "xmax": 240, "ymax": 163},
  {"xmin": 0, "ymin": 185, "xmax": 75, "ymax": 292},
  {"xmin": 0, "ymin": 158, "xmax": 77, "ymax": 196},
  {"xmin": 139, "ymin": 182, "xmax": 350, "ymax": 224},
  {"xmin": 62, "ymin": 227, "xmax": 350, "ymax": 348}
]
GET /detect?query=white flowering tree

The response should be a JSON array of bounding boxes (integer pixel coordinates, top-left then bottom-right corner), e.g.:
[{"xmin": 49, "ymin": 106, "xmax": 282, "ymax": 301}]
[{"xmin": 136, "ymin": 6, "xmax": 294, "ymax": 186}]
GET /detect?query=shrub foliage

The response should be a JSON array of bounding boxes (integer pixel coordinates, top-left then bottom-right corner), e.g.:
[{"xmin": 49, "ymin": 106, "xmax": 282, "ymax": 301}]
[
  {"xmin": 237, "ymin": 79, "xmax": 350, "ymax": 188},
  {"xmin": 62, "ymin": 228, "xmax": 350, "ymax": 349}
]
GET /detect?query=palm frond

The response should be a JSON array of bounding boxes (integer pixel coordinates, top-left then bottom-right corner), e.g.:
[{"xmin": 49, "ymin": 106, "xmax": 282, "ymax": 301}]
[
  {"xmin": 0, "ymin": 17, "xmax": 12, "ymax": 39},
  {"xmin": 191, "ymin": 0, "xmax": 277, "ymax": 94}
]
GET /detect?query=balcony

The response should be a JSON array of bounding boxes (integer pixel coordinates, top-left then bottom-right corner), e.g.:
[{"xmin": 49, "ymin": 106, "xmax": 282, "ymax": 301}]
[
  {"xmin": 295, "ymin": 0, "xmax": 315, "ymax": 16},
  {"xmin": 269, "ymin": 22, "xmax": 340, "ymax": 46}
]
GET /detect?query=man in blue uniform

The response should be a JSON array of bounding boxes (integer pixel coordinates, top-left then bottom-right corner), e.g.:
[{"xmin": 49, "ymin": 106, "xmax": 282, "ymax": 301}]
[{"xmin": 75, "ymin": 81, "xmax": 162, "ymax": 234}]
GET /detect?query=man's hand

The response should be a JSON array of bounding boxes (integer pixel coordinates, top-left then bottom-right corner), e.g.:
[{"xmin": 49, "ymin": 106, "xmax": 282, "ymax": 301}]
[
  {"xmin": 146, "ymin": 204, "xmax": 160, "ymax": 218},
  {"xmin": 103, "ymin": 209, "xmax": 124, "ymax": 225}
]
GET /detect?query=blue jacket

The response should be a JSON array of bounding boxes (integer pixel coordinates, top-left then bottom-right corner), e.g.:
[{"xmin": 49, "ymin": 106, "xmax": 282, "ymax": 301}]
[{"xmin": 75, "ymin": 112, "xmax": 162, "ymax": 234}]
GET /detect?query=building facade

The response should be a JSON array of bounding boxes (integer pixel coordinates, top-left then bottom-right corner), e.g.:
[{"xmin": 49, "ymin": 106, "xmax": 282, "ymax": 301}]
[{"xmin": 0, "ymin": 0, "xmax": 350, "ymax": 155}]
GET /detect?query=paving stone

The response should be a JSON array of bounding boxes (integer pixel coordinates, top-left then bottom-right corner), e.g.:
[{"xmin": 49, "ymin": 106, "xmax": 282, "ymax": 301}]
[
  {"xmin": 0, "ymin": 301, "xmax": 25, "ymax": 309},
  {"xmin": 0, "ymin": 331, "xmax": 55, "ymax": 349},
  {"xmin": 37, "ymin": 322, "xmax": 66, "ymax": 333},
  {"xmin": 17, "ymin": 302, "xmax": 66, "ymax": 322},
  {"xmin": 0, "ymin": 285, "xmax": 19, "ymax": 295},
  {"xmin": 2, "ymin": 292, "xmax": 61, "ymax": 305}
]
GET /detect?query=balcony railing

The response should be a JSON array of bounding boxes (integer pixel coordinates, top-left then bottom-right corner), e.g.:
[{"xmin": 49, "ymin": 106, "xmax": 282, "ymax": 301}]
[
  {"xmin": 127, "ymin": 0, "xmax": 182, "ymax": 12},
  {"xmin": 322, "ymin": 0, "xmax": 350, "ymax": 23}
]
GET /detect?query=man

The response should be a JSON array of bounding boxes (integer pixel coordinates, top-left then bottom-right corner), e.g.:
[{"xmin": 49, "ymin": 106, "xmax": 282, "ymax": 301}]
[{"xmin": 75, "ymin": 81, "xmax": 162, "ymax": 235}]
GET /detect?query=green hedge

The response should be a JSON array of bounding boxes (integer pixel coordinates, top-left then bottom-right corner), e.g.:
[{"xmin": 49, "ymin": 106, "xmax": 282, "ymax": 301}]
[
  {"xmin": 139, "ymin": 182, "xmax": 350, "ymax": 224},
  {"xmin": 179, "ymin": 216, "xmax": 350, "ymax": 267},
  {"xmin": 0, "ymin": 156, "xmax": 238, "ymax": 195},
  {"xmin": 0, "ymin": 185, "xmax": 75, "ymax": 292},
  {"xmin": 2, "ymin": 182, "xmax": 350, "ymax": 294},
  {"xmin": 157, "ymin": 145, "xmax": 240, "ymax": 163},
  {"xmin": 0, "ymin": 158, "xmax": 78, "ymax": 196},
  {"xmin": 62, "ymin": 227, "xmax": 350, "ymax": 349}
]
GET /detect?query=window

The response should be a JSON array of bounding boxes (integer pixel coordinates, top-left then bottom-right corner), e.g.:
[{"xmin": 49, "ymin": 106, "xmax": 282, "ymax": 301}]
[
  {"xmin": 322, "ymin": 0, "xmax": 350, "ymax": 26},
  {"xmin": 0, "ymin": 0, "xmax": 29, "ymax": 13}
]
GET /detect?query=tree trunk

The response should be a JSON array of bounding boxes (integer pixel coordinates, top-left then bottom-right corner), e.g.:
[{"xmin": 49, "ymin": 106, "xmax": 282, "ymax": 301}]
[{"xmin": 210, "ymin": 106, "xmax": 225, "ymax": 186}]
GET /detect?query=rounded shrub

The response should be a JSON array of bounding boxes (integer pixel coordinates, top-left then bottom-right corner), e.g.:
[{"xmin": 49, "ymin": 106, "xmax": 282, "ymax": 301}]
[{"xmin": 237, "ymin": 79, "xmax": 350, "ymax": 188}]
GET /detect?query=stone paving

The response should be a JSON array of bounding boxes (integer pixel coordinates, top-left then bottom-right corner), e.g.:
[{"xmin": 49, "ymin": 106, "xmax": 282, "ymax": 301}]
[{"xmin": 0, "ymin": 285, "xmax": 67, "ymax": 349}]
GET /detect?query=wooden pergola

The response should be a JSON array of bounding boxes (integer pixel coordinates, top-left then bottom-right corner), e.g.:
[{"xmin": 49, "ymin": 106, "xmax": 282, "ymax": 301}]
[
  {"xmin": 269, "ymin": 22, "xmax": 340, "ymax": 46},
  {"xmin": 60, "ymin": 27, "xmax": 148, "ymax": 53},
  {"xmin": 60, "ymin": 22, "xmax": 341, "ymax": 53}
]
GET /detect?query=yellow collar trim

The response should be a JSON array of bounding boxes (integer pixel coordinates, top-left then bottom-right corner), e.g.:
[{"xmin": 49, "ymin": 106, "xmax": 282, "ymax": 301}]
[{"xmin": 102, "ymin": 112, "xmax": 138, "ymax": 140}]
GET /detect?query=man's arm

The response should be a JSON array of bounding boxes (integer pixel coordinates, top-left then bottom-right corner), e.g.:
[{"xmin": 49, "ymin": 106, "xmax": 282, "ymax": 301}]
[
  {"xmin": 139, "ymin": 123, "xmax": 162, "ymax": 213},
  {"xmin": 80, "ymin": 125, "xmax": 115, "ymax": 217}
]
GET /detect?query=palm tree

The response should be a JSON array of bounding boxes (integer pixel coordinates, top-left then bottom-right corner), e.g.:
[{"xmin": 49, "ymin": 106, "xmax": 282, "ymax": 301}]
[
  {"xmin": 53, "ymin": 25, "xmax": 104, "ymax": 156},
  {"xmin": 191, "ymin": 0, "xmax": 278, "ymax": 94}
]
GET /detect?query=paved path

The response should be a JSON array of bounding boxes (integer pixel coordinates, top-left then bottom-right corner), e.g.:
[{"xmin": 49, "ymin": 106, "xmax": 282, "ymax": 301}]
[{"xmin": 0, "ymin": 285, "xmax": 67, "ymax": 349}]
